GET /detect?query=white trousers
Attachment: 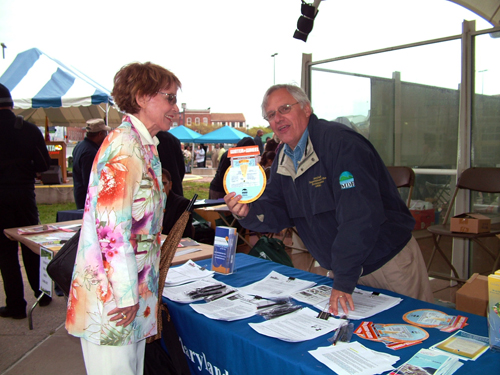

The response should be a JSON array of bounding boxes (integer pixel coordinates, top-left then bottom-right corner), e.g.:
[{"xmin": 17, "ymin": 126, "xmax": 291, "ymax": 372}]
[{"xmin": 80, "ymin": 338, "xmax": 146, "ymax": 375}]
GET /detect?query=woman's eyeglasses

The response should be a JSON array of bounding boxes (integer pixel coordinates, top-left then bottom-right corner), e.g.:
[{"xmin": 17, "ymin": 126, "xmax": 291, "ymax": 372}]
[
  {"xmin": 157, "ymin": 92, "xmax": 177, "ymax": 105},
  {"xmin": 264, "ymin": 102, "xmax": 299, "ymax": 122}
]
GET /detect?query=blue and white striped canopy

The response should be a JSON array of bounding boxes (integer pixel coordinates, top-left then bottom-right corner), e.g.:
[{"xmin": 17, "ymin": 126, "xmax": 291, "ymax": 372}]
[{"xmin": 0, "ymin": 48, "xmax": 122, "ymax": 127}]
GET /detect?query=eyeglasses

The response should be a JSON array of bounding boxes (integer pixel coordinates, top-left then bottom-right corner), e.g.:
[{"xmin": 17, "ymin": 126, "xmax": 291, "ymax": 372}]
[
  {"xmin": 264, "ymin": 102, "xmax": 299, "ymax": 122},
  {"xmin": 157, "ymin": 92, "xmax": 177, "ymax": 105}
]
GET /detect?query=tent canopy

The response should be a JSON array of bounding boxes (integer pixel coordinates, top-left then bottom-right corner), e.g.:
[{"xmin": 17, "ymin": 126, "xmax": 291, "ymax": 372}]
[
  {"xmin": 168, "ymin": 125, "xmax": 201, "ymax": 142},
  {"xmin": 0, "ymin": 48, "xmax": 122, "ymax": 127},
  {"xmin": 194, "ymin": 126, "xmax": 250, "ymax": 144},
  {"xmin": 451, "ymin": 0, "xmax": 500, "ymax": 26}
]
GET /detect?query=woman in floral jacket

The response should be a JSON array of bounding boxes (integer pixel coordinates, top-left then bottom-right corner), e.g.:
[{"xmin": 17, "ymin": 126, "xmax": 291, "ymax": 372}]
[{"xmin": 66, "ymin": 62, "xmax": 181, "ymax": 375}]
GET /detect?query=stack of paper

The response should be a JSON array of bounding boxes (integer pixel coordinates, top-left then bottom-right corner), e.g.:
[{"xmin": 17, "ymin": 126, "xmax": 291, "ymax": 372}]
[
  {"xmin": 190, "ymin": 292, "xmax": 271, "ymax": 321},
  {"xmin": 291, "ymin": 286, "xmax": 402, "ymax": 319},
  {"xmin": 390, "ymin": 348, "xmax": 463, "ymax": 375},
  {"xmin": 238, "ymin": 271, "xmax": 316, "ymax": 299},
  {"xmin": 165, "ymin": 259, "xmax": 214, "ymax": 287},
  {"xmin": 309, "ymin": 341, "xmax": 400, "ymax": 375},
  {"xmin": 163, "ymin": 278, "xmax": 224, "ymax": 303},
  {"xmin": 248, "ymin": 307, "xmax": 343, "ymax": 342}
]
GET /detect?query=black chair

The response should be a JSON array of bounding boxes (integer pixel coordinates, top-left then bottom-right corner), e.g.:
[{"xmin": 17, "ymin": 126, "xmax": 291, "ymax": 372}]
[
  {"xmin": 387, "ymin": 166, "xmax": 415, "ymax": 207},
  {"xmin": 426, "ymin": 167, "xmax": 500, "ymax": 282}
]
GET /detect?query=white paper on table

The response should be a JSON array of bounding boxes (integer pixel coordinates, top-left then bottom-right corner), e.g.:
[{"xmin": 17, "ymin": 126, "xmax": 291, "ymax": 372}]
[
  {"xmin": 292, "ymin": 286, "xmax": 402, "ymax": 320},
  {"xmin": 162, "ymin": 278, "xmax": 222, "ymax": 303},
  {"xmin": 248, "ymin": 307, "xmax": 342, "ymax": 342},
  {"xmin": 309, "ymin": 342, "xmax": 399, "ymax": 375},
  {"xmin": 189, "ymin": 292, "xmax": 270, "ymax": 321},
  {"xmin": 291, "ymin": 285, "xmax": 332, "ymax": 305},
  {"xmin": 165, "ymin": 259, "xmax": 214, "ymax": 286},
  {"xmin": 238, "ymin": 270, "xmax": 316, "ymax": 299}
]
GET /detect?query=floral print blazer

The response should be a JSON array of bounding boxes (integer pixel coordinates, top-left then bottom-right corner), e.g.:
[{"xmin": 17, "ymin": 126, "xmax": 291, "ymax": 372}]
[{"xmin": 66, "ymin": 116, "xmax": 166, "ymax": 346}]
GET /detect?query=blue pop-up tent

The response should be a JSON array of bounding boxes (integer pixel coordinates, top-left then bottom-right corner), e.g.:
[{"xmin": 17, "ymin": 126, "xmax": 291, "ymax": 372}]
[
  {"xmin": 0, "ymin": 48, "xmax": 122, "ymax": 127},
  {"xmin": 194, "ymin": 126, "xmax": 249, "ymax": 144},
  {"xmin": 168, "ymin": 125, "xmax": 201, "ymax": 142}
]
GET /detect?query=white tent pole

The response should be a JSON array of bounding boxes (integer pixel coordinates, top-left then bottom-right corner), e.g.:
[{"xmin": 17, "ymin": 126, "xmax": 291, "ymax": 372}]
[{"xmin": 105, "ymin": 102, "xmax": 109, "ymax": 125}]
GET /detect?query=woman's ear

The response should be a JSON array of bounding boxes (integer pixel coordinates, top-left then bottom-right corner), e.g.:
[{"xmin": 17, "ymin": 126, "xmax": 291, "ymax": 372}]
[{"xmin": 136, "ymin": 93, "xmax": 147, "ymax": 109}]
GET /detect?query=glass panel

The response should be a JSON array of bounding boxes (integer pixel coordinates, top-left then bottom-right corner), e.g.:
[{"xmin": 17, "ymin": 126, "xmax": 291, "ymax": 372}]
[
  {"xmin": 472, "ymin": 32, "xmax": 500, "ymax": 168},
  {"xmin": 310, "ymin": 38, "xmax": 461, "ymax": 168}
]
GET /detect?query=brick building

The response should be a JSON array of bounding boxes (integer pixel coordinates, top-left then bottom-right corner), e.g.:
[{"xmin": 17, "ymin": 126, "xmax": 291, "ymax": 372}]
[{"xmin": 173, "ymin": 108, "xmax": 246, "ymax": 129}]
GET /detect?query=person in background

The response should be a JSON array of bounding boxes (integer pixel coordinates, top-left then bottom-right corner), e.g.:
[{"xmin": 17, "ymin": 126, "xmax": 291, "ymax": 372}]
[
  {"xmin": 156, "ymin": 130, "xmax": 185, "ymax": 196},
  {"xmin": 201, "ymin": 143, "xmax": 208, "ymax": 167},
  {"xmin": 183, "ymin": 144, "xmax": 192, "ymax": 172},
  {"xmin": 225, "ymin": 84, "xmax": 433, "ymax": 317},
  {"xmin": 72, "ymin": 118, "xmax": 111, "ymax": 209},
  {"xmin": 211, "ymin": 144, "xmax": 220, "ymax": 169},
  {"xmin": 259, "ymin": 151, "xmax": 276, "ymax": 180},
  {"xmin": 264, "ymin": 138, "xmax": 279, "ymax": 153},
  {"xmin": 161, "ymin": 169, "xmax": 194, "ymax": 238},
  {"xmin": 254, "ymin": 129, "xmax": 264, "ymax": 155},
  {"xmin": 66, "ymin": 62, "xmax": 180, "ymax": 375},
  {"xmin": 195, "ymin": 144, "xmax": 205, "ymax": 167},
  {"xmin": 209, "ymin": 137, "xmax": 255, "ymax": 200},
  {"xmin": 218, "ymin": 144, "xmax": 226, "ymax": 163},
  {"xmin": 0, "ymin": 83, "xmax": 53, "ymax": 319}
]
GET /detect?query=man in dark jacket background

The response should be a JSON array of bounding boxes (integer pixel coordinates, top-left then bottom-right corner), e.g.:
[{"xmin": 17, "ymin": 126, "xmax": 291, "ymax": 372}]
[
  {"xmin": 0, "ymin": 83, "xmax": 52, "ymax": 319},
  {"xmin": 156, "ymin": 130, "xmax": 185, "ymax": 197},
  {"xmin": 225, "ymin": 84, "xmax": 433, "ymax": 316},
  {"xmin": 72, "ymin": 118, "xmax": 110, "ymax": 209}
]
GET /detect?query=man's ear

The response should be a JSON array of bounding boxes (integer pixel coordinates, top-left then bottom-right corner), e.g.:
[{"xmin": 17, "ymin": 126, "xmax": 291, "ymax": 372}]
[{"xmin": 304, "ymin": 102, "xmax": 312, "ymax": 118}]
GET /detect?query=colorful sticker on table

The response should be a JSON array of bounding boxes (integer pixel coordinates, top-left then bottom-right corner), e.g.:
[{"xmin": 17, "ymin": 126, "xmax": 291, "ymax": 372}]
[
  {"xmin": 223, "ymin": 164, "xmax": 267, "ymax": 204},
  {"xmin": 372, "ymin": 323, "xmax": 429, "ymax": 343},
  {"xmin": 403, "ymin": 309, "xmax": 455, "ymax": 328}
]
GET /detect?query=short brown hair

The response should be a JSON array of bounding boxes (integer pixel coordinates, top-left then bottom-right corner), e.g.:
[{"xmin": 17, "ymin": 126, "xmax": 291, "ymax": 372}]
[{"xmin": 111, "ymin": 62, "xmax": 181, "ymax": 114}]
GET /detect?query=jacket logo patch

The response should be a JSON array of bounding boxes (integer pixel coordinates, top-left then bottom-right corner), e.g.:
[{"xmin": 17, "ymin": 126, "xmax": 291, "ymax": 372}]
[
  {"xmin": 339, "ymin": 171, "xmax": 355, "ymax": 189},
  {"xmin": 309, "ymin": 176, "xmax": 326, "ymax": 188}
]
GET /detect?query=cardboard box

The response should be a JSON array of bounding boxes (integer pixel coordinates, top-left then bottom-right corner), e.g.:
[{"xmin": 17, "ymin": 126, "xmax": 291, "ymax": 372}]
[
  {"xmin": 450, "ymin": 213, "xmax": 491, "ymax": 233},
  {"xmin": 410, "ymin": 208, "xmax": 435, "ymax": 230},
  {"xmin": 456, "ymin": 273, "xmax": 489, "ymax": 316}
]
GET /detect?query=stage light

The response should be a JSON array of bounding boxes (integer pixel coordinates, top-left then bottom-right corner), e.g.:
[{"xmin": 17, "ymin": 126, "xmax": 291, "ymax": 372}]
[{"xmin": 293, "ymin": 0, "xmax": 320, "ymax": 42}]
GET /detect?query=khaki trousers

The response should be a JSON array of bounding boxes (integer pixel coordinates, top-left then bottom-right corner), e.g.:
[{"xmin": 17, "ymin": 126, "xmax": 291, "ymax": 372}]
[{"xmin": 358, "ymin": 236, "xmax": 434, "ymax": 303}]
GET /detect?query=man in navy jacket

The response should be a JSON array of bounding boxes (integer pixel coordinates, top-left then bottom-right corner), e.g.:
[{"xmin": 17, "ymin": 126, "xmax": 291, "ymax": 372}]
[
  {"xmin": 72, "ymin": 119, "xmax": 110, "ymax": 209},
  {"xmin": 225, "ymin": 84, "xmax": 433, "ymax": 316}
]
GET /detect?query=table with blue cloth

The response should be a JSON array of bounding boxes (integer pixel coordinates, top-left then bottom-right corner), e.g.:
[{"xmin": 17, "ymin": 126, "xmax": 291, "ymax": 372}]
[{"xmin": 162, "ymin": 253, "xmax": 497, "ymax": 375}]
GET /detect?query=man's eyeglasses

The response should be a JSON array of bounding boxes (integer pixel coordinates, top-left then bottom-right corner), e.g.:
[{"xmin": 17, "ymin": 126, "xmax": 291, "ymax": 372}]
[
  {"xmin": 264, "ymin": 102, "xmax": 299, "ymax": 122},
  {"xmin": 157, "ymin": 92, "xmax": 177, "ymax": 105}
]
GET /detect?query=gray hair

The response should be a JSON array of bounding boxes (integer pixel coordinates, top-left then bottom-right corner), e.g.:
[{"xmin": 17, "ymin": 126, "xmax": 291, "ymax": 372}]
[{"xmin": 261, "ymin": 84, "xmax": 312, "ymax": 119}]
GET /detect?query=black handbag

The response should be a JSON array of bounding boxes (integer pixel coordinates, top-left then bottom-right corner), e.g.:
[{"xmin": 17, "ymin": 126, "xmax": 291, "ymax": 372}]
[{"xmin": 46, "ymin": 228, "xmax": 81, "ymax": 297}]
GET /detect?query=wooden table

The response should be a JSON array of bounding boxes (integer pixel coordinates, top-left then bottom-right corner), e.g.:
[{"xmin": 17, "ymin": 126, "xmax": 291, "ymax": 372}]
[
  {"xmin": 4, "ymin": 219, "xmax": 213, "ymax": 265},
  {"xmin": 4, "ymin": 220, "xmax": 213, "ymax": 330}
]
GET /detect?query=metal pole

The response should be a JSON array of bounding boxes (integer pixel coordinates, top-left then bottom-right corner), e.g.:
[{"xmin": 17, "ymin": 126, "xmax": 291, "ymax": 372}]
[{"xmin": 271, "ymin": 53, "xmax": 278, "ymax": 84}]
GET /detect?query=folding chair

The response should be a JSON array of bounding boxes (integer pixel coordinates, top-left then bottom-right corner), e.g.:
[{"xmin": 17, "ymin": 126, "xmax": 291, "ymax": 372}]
[
  {"xmin": 387, "ymin": 166, "xmax": 415, "ymax": 207},
  {"xmin": 426, "ymin": 167, "xmax": 500, "ymax": 283}
]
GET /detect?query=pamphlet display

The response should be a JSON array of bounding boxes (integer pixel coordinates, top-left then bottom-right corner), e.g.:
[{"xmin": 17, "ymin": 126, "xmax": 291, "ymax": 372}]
[
  {"xmin": 211, "ymin": 226, "xmax": 237, "ymax": 274},
  {"xmin": 488, "ymin": 269, "xmax": 500, "ymax": 351},
  {"xmin": 223, "ymin": 145, "xmax": 266, "ymax": 203}
]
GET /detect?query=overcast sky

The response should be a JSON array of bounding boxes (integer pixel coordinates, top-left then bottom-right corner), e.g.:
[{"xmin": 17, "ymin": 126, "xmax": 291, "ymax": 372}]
[{"xmin": 0, "ymin": 0, "xmax": 495, "ymax": 128}]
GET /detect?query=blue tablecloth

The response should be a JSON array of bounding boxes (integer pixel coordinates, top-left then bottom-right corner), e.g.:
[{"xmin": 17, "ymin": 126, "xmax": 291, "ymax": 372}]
[
  {"xmin": 56, "ymin": 209, "xmax": 84, "ymax": 222},
  {"xmin": 163, "ymin": 253, "xmax": 496, "ymax": 375}
]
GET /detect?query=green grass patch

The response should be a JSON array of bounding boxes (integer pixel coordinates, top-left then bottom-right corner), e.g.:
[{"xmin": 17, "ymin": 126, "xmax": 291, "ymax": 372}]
[
  {"xmin": 183, "ymin": 181, "xmax": 210, "ymax": 200},
  {"xmin": 38, "ymin": 202, "xmax": 77, "ymax": 224}
]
